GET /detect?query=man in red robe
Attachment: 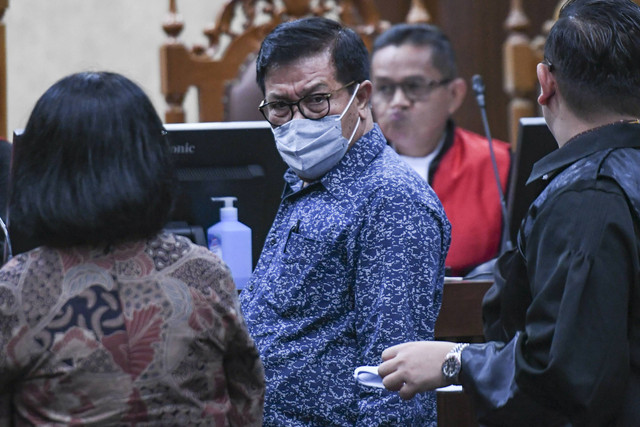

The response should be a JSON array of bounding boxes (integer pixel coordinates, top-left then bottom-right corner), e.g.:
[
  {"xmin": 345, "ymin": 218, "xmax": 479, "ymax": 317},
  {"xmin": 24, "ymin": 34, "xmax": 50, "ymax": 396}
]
[{"xmin": 371, "ymin": 23, "xmax": 511, "ymax": 277}]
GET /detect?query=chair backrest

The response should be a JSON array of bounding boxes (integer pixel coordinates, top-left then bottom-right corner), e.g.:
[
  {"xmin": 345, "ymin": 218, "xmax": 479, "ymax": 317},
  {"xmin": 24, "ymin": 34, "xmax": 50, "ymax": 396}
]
[{"xmin": 159, "ymin": 0, "xmax": 432, "ymax": 124}]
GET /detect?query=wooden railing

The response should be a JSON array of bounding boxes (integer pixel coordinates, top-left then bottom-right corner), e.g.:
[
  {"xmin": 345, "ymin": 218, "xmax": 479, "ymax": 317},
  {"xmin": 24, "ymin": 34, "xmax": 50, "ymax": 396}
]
[
  {"xmin": 502, "ymin": 0, "xmax": 562, "ymax": 147},
  {"xmin": 502, "ymin": 0, "xmax": 640, "ymax": 147}
]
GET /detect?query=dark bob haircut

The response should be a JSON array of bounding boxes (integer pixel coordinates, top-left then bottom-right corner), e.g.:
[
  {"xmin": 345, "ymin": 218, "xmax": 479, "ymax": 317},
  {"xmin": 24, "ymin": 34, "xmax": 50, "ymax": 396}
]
[
  {"xmin": 9, "ymin": 71, "xmax": 175, "ymax": 248},
  {"xmin": 545, "ymin": 0, "xmax": 640, "ymax": 118},
  {"xmin": 371, "ymin": 23, "xmax": 458, "ymax": 79},
  {"xmin": 256, "ymin": 17, "xmax": 369, "ymax": 94}
]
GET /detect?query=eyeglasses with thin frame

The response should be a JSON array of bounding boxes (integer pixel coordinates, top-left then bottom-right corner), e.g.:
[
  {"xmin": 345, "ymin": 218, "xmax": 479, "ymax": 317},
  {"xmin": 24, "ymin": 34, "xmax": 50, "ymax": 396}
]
[
  {"xmin": 258, "ymin": 81, "xmax": 356, "ymax": 127},
  {"xmin": 372, "ymin": 77, "xmax": 452, "ymax": 102},
  {"xmin": 542, "ymin": 58, "xmax": 555, "ymax": 72}
]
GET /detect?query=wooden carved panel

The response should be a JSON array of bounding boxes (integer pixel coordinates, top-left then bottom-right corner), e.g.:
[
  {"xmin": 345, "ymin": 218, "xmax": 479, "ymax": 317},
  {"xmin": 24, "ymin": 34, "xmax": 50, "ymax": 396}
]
[{"xmin": 160, "ymin": 0, "xmax": 432, "ymax": 123}]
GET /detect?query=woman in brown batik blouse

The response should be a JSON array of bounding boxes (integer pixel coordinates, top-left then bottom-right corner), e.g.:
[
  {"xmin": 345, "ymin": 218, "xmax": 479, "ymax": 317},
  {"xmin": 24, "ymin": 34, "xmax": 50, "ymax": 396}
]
[{"xmin": 0, "ymin": 71, "xmax": 264, "ymax": 426}]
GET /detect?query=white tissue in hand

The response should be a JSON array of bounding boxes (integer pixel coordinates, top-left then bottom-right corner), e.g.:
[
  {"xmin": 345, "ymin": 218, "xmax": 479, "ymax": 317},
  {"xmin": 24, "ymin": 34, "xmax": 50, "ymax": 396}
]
[{"xmin": 353, "ymin": 365, "xmax": 385, "ymax": 388}]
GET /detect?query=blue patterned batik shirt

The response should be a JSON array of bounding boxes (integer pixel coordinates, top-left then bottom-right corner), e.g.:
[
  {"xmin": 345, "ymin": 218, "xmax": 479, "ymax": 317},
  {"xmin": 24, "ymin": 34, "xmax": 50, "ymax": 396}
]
[{"xmin": 239, "ymin": 124, "xmax": 451, "ymax": 426}]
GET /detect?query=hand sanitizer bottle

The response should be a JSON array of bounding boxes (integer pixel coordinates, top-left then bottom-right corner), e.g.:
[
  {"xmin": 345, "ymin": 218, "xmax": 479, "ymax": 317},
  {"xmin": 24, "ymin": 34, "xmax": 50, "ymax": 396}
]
[{"xmin": 207, "ymin": 197, "xmax": 252, "ymax": 290}]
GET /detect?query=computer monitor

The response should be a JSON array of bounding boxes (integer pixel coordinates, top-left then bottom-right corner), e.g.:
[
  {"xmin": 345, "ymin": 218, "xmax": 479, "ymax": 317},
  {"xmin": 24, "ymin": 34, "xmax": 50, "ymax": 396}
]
[
  {"xmin": 8, "ymin": 123, "xmax": 287, "ymax": 267},
  {"xmin": 164, "ymin": 121, "xmax": 287, "ymax": 267},
  {"xmin": 505, "ymin": 117, "xmax": 558, "ymax": 246}
]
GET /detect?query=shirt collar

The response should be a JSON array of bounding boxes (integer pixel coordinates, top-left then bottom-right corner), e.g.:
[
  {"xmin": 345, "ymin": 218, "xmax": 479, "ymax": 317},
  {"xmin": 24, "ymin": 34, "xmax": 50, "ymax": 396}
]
[
  {"xmin": 397, "ymin": 133, "xmax": 445, "ymax": 181},
  {"xmin": 528, "ymin": 121, "xmax": 640, "ymax": 184},
  {"xmin": 321, "ymin": 124, "xmax": 386, "ymax": 199}
]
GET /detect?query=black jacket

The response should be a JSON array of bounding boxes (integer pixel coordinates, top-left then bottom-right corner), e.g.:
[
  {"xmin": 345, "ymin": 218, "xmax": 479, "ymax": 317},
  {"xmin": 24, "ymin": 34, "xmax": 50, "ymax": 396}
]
[{"xmin": 462, "ymin": 121, "xmax": 640, "ymax": 426}]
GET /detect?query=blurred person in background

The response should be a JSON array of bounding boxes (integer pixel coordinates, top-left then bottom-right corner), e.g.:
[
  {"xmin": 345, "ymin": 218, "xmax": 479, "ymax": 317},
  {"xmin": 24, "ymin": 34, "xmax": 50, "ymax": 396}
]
[{"xmin": 371, "ymin": 23, "xmax": 511, "ymax": 277}]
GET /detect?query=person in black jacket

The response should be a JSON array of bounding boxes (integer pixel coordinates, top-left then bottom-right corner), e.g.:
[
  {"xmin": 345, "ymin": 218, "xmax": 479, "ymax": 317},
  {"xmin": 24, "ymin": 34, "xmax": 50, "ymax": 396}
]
[{"xmin": 378, "ymin": 1, "xmax": 640, "ymax": 425}]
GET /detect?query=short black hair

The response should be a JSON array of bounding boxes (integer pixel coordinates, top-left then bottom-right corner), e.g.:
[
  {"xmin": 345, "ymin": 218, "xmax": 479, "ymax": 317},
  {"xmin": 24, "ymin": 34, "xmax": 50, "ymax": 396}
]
[
  {"xmin": 545, "ymin": 0, "xmax": 640, "ymax": 118},
  {"xmin": 256, "ymin": 17, "xmax": 369, "ymax": 94},
  {"xmin": 371, "ymin": 23, "xmax": 458, "ymax": 78},
  {"xmin": 10, "ymin": 71, "xmax": 175, "ymax": 248}
]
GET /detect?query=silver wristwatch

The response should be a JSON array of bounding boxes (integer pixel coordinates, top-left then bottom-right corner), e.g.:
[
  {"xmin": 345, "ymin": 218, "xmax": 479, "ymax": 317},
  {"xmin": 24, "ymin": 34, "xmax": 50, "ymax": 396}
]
[{"xmin": 441, "ymin": 343, "xmax": 469, "ymax": 385}]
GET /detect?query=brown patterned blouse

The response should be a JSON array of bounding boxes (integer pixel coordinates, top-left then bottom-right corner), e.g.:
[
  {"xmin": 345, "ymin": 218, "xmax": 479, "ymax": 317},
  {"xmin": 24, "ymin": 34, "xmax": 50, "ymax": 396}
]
[{"xmin": 0, "ymin": 232, "xmax": 264, "ymax": 426}]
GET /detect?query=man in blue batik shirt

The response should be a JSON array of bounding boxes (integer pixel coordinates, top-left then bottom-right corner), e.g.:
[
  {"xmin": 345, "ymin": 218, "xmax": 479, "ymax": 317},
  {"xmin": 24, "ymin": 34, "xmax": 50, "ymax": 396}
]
[{"xmin": 239, "ymin": 17, "xmax": 451, "ymax": 426}]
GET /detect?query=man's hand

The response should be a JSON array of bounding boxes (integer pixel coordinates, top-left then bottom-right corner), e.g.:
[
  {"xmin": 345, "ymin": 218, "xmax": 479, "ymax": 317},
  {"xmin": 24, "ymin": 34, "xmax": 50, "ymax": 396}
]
[{"xmin": 378, "ymin": 341, "xmax": 457, "ymax": 400}]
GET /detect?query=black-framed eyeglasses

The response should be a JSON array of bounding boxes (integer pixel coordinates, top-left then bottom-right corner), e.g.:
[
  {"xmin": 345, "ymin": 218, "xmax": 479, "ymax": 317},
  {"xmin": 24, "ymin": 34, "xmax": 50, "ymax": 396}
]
[
  {"xmin": 542, "ymin": 58, "xmax": 555, "ymax": 72},
  {"xmin": 372, "ymin": 77, "xmax": 452, "ymax": 102},
  {"xmin": 258, "ymin": 81, "xmax": 356, "ymax": 127}
]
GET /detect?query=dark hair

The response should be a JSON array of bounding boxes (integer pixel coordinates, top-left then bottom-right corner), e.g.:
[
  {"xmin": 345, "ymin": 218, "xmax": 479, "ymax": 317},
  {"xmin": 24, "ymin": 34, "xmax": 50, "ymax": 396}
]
[
  {"xmin": 545, "ymin": 0, "xmax": 640, "ymax": 117},
  {"xmin": 10, "ymin": 71, "xmax": 175, "ymax": 248},
  {"xmin": 371, "ymin": 23, "xmax": 458, "ymax": 78},
  {"xmin": 255, "ymin": 17, "xmax": 369, "ymax": 94}
]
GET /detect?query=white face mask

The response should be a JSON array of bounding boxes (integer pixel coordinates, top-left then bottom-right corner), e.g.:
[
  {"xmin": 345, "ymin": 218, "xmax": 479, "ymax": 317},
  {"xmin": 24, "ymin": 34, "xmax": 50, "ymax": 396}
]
[{"xmin": 273, "ymin": 83, "xmax": 361, "ymax": 180}]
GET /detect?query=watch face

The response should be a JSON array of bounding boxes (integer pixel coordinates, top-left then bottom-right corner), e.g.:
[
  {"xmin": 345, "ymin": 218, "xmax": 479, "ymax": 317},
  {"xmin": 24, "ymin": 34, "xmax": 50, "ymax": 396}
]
[{"xmin": 442, "ymin": 355, "xmax": 461, "ymax": 379}]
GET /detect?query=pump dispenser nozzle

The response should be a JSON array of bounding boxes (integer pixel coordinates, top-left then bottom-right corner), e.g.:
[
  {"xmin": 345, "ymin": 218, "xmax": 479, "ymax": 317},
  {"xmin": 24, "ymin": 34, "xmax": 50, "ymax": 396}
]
[{"xmin": 211, "ymin": 196, "xmax": 238, "ymax": 221}]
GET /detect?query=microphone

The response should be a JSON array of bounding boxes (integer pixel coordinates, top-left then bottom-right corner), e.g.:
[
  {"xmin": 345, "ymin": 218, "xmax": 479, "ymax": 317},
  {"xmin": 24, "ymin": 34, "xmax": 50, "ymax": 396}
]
[
  {"xmin": 472, "ymin": 74, "xmax": 486, "ymax": 109},
  {"xmin": 472, "ymin": 74, "xmax": 511, "ymax": 252}
]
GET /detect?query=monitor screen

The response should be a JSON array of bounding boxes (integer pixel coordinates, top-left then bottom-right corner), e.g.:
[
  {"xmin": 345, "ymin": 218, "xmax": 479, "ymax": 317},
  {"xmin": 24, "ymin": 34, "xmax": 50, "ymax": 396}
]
[
  {"xmin": 505, "ymin": 117, "xmax": 558, "ymax": 246},
  {"xmin": 8, "ymin": 123, "xmax": 287, "ymax": 267},
  {"xmin": 165, "ymin": 121, "xmax": 287, "ymax": 267}
]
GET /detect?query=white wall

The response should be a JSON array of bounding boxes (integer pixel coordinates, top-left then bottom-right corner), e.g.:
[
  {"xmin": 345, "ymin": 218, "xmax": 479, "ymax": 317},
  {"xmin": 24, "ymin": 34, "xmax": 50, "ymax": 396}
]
[{"xmin": 5, "ymin": 0, "xmax": 225, "ymax": 137}]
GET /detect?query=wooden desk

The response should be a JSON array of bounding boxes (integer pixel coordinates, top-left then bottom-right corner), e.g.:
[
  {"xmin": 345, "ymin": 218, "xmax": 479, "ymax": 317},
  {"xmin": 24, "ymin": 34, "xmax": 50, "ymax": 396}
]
[
  {"xmin": 435, "ymin": 279, "xmax": 493, "ymax": 340},
  {"xmin": 435, "ymin": 279, "xmax": 493, "ymax": 427}
]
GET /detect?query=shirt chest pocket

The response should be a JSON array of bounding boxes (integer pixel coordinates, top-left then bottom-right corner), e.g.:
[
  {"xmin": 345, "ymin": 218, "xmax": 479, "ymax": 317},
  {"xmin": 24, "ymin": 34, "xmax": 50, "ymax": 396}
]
[{"xmin": 267, "ymin": 230, "xmax": 345, "ymax": 317}]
